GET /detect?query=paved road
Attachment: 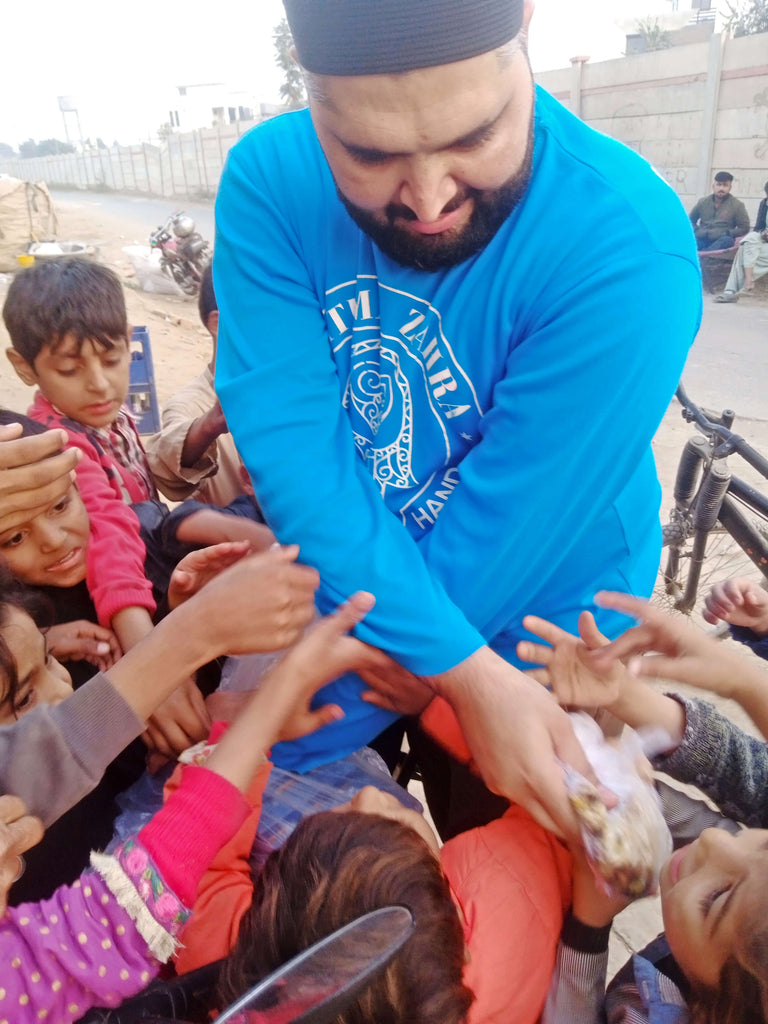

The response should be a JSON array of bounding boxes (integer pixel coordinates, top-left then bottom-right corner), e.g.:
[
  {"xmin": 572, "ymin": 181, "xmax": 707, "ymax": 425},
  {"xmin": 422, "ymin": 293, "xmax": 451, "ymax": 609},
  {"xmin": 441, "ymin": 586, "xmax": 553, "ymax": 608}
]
[
  {"xmin": 51, "ymin": 189, "xmax": 216, "ymax": 249},
  {"xmin": 684, "ymin": 294, "xmax": 768, "ymax": 425}
]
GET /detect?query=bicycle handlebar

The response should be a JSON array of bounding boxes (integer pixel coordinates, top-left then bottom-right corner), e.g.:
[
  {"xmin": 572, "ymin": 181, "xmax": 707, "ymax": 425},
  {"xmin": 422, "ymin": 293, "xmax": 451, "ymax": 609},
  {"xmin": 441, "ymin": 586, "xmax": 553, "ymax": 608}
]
[{"xmin": 675, "ymin": 383, "xmax": 768, "ymax": 479}]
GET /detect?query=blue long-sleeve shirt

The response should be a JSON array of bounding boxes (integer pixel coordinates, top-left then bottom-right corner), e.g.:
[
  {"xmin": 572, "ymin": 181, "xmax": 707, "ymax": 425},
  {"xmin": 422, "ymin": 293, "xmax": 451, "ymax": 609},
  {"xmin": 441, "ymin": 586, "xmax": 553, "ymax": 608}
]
[{"xmin": 214, "ymin": 86, "xmax": 701, "ymax": 770}]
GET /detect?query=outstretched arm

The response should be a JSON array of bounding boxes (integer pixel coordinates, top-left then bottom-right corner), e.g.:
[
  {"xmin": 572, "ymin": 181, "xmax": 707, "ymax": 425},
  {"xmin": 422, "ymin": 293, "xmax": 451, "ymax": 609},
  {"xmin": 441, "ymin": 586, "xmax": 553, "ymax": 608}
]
[{"xmin": 593, "ymin": 592, "xmax": 768, "ymax": 742}]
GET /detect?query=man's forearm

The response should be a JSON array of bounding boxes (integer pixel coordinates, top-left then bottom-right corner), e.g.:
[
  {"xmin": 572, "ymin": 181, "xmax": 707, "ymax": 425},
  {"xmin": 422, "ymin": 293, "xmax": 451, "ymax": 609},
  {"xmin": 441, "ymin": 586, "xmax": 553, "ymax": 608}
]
[
  {"xmin": 423, "ymin": 646, "xmax": 591, "ymax": 840},
  {"xmin": 180, "ymin": 408, "xmax": 227, "ymax": 468}
]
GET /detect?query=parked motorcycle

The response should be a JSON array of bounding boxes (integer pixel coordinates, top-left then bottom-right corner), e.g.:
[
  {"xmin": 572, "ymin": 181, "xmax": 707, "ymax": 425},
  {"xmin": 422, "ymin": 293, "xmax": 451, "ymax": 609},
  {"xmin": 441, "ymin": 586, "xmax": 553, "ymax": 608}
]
[{"xmin": 149, "ymin": 211, "xmax": 210, "ymax": 296}]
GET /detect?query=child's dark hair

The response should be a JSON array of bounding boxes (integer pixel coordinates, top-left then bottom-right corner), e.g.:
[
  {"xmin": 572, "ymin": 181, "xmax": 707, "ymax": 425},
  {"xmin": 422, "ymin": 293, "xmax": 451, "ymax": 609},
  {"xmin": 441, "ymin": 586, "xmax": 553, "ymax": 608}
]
[
  {"xmin": 197, "ymin": 262, "xmax": 217, "ymax": 328},
  {"xmin": 2, "ymin": 257, "xmax": 128, "ymax": 367},
  {"xmin": 218, "ymin": 810, "xmax": 473, "ymax": 1024},
  {"xmin": 0, "ymin": 563, "xmax": 52, "ymax": 714},
  {"xmin": 689, "ymin": 923, "xmax": 768, "ymax": 1024}
]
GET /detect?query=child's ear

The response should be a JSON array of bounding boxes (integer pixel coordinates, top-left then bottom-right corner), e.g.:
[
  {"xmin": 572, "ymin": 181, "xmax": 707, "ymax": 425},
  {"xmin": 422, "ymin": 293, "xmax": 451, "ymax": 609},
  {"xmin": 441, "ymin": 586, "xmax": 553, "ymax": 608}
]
[{"xmin": 6, "ymin": 349, "xmax": 38, "ymax": 387}]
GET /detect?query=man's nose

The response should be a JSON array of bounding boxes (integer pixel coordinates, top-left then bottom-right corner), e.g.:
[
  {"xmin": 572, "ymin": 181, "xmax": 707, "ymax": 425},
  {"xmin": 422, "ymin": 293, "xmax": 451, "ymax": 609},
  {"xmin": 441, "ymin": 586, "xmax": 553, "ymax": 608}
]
[{"xmin": 398, "ymin": 156, "xmax": 459, "ymax": 224}]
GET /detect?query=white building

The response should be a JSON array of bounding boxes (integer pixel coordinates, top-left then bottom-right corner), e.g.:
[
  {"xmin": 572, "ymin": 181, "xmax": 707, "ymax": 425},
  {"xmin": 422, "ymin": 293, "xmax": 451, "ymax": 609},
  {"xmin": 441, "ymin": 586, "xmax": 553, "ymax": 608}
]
[{"xmin": 166, "ymin": 82, "xmax": 278, "ymax": 133}]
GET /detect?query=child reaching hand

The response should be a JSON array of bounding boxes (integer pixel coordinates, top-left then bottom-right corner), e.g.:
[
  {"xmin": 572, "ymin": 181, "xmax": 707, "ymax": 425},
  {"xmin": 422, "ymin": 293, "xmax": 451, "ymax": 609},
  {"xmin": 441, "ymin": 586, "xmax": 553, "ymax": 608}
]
[
  {"xmin": 704, "ymin": 576, "xmax": 768, "ymax": 661},
  {"xmin": 518, "ymin": 593, "xmax": 768, "ymax": 824},
  {"xmin": 1, "ymin": 589, "xmax": 376, "ymax": 1024},
  {"xmin": 516, "ymin": 598, "xmax": 768, "ymax": 1024}
]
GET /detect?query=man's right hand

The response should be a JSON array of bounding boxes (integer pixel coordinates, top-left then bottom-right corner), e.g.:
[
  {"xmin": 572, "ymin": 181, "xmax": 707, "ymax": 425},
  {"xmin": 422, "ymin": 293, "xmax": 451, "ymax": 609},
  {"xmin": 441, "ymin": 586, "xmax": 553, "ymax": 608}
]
[
  {"xmin": 427, "ymin": 646, "xmax": 602, "ymax": 841},
  {"xmin": 0, "ymin": 424, "xmax": 80, "ymax": 532}
]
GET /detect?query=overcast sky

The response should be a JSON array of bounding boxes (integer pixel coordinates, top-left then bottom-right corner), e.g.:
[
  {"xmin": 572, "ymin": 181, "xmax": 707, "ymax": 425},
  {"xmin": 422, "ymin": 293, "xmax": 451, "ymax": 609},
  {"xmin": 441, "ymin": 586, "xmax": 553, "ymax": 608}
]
[{"xmin": 1, "ymin": 0, "xmax": 677, "ymax": 148}]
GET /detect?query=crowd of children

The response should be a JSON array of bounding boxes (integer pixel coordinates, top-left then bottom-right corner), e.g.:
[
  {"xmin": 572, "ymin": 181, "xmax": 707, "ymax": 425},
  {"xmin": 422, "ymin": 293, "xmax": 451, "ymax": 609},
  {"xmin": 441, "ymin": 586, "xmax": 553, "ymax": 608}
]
[{"xmin": 1, "ymin": 254, "xmax": 767, "ymax": 1023}]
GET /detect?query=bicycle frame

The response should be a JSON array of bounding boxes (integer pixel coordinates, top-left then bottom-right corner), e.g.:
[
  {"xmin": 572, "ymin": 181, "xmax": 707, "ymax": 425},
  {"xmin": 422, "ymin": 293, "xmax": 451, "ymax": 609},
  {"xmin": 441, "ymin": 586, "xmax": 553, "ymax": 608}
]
[{"xmin": 661, "ymin": 384, "xmax": 768, "ymax": 612}]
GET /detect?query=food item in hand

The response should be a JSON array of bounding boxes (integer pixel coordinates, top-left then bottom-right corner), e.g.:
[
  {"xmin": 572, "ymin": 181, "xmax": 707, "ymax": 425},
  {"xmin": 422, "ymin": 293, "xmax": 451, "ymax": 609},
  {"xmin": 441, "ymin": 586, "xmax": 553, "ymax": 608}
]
[
  {"xmin": 564, "ymin": 714, "xmax": 673, "ymax": 899},
  {"xmin": 567, "ymin": 771, "xmax": 664, "ymax": 897}
]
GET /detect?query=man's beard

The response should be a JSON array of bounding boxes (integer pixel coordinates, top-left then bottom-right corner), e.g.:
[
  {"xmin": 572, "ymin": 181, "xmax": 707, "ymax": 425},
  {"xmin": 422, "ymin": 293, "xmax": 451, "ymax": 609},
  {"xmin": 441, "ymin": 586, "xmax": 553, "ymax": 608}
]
[{"xmin": 336, "ymin": 119, "xmax": 534, "ymax": 273}]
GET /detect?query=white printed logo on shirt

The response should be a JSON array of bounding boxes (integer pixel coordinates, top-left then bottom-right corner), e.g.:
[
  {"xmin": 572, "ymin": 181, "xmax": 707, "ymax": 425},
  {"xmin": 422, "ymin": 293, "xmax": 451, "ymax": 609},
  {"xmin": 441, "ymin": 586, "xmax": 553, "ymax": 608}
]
[{"xmin": 325, "ymin": 276, "xmax": 482, "ymax": 531}]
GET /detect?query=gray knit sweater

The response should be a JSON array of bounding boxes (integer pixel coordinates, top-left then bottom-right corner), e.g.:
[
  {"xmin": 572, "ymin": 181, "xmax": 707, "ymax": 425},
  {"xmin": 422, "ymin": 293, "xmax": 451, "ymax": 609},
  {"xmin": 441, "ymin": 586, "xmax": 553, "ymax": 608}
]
[{"xmin": 0, "ymin": 673, "xmax": 144, "ymax": 826}]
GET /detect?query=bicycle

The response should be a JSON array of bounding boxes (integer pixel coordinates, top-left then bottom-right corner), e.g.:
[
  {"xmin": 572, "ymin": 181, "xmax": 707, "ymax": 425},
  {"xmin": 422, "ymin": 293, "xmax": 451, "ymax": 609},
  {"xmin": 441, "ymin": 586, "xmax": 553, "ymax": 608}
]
[{"xmin": 659, "ymin": 383, "xmax": 768, "ymax": 615}]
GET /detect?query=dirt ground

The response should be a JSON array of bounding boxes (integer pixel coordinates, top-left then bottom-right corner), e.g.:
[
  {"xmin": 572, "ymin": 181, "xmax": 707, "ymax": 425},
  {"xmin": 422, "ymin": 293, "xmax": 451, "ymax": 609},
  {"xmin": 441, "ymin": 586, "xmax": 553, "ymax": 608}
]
[
  {"xmin": 1, "ymin": 196, "xmax": 767, "ymax": 973},
  {"xmin": 0, "ymin": 200, "xmax": 213, "ymax": 413}
]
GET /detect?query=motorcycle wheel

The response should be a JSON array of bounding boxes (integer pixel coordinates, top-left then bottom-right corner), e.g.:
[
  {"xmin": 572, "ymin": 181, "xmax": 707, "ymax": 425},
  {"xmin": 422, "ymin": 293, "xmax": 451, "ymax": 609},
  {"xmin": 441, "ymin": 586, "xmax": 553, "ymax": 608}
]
[{"xmin": 169, "ymin": 261, "xmax": 199, "ymax": 296}]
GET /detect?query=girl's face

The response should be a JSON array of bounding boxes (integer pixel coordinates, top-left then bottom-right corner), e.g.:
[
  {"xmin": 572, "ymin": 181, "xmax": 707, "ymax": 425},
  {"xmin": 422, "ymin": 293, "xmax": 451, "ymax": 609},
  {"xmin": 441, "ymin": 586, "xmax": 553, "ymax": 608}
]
[
  {"xmin": 0, "ymin": 606, "xmax": 73, "ymax": 724},
  {"xmin": 660, "ymin": 826, "xmax": 768, "ymax": 986},
  {"xmin": 334, "ymin": 786, "xmax": 441, "ymax": 856},
  {"xmin": 0, "ymin": 483, "xmax": 90, "ymax": 588}
]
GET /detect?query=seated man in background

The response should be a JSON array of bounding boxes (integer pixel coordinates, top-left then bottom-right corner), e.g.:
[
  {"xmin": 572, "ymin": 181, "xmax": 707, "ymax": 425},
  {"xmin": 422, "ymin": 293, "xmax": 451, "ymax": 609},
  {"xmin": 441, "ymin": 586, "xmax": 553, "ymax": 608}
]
[
  {"xmin": 715, "ymin": 178, "xmax": 768, "ymax": 302},
  {"xmin": 145, "ymin": 264, "xmax": 252, "ymax": 509},
  {"xmin": 689, "ymin": 170, "xmax": 750, "ymax": 251}
]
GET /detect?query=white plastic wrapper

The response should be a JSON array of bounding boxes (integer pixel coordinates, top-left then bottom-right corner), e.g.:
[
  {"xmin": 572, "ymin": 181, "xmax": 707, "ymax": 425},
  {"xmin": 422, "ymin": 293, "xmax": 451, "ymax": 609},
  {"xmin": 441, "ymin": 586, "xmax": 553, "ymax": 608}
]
[
  {"xmin": 122, "ymin": 245, "xmax": 183, "ymax": 295},
  {"xmin": 564, "ymin": 713, "xmax": 672, "ymax": 899}
]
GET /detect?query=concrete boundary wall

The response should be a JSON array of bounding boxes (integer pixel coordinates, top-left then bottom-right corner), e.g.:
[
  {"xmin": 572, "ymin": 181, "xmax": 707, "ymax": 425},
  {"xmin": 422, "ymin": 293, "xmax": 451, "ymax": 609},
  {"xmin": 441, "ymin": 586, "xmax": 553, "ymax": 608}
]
[
  {"xmin": 537, "ymin": 31, "xmax": 768, "ymax": 217},
  {"xmin": 1, "ymin": 32, "xmax": 766, "ymax": 215},
  {"xmin": 0, "ymin": 119, "xmax": 260, "ymax": 201}
]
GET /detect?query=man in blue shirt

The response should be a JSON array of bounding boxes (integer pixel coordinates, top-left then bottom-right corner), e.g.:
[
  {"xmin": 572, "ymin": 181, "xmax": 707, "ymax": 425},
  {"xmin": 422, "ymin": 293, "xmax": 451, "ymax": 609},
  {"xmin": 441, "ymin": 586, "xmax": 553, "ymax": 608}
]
[{"xmin": 213, "ymin": 0, "xmax": 700, "ymax": 839}]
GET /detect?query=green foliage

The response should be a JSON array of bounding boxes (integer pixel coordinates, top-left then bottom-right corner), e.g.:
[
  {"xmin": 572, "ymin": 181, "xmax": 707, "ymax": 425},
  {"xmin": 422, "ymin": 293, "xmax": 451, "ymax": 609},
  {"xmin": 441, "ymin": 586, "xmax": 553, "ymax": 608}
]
[
  {"xmin": 634, "ymin": 16, "xmax": 672, "ymax": 50},
  {"xmin": 723, "ymin": 0, "xmax": 768, "ymax": 36},
  {"xmin": 18, "ymin": 138, "xmax": 75, "ymax": 158},
  {"xmin": 0, "ymin": 142, "xmax": 15, "ymax": 158},
  {"xmin": 273, "ymin": 18, "xmax": 307, "ymax": 110}
]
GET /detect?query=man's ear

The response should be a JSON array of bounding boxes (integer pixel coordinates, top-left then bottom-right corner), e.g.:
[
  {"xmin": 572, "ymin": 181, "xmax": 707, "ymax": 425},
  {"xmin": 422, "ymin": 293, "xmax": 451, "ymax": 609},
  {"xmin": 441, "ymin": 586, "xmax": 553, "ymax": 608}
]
[{"xmin": 6, "ymin": 349, "xmax": 37, "ymax": 387}]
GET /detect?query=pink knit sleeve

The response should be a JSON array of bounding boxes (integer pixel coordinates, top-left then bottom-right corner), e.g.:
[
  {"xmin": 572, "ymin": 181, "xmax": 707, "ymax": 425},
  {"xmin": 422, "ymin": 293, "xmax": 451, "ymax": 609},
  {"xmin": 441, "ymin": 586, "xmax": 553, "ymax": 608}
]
[{"xmin": 138, "ymin": 764, "xmax": 251, "ymax": 906}]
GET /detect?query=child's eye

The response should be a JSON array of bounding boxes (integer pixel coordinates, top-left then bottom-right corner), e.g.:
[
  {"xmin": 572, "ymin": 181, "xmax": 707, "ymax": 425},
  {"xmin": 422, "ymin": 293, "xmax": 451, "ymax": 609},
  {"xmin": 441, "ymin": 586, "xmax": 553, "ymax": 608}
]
[
  {"xmin": 57, "ymin": 367, "xmax": 78, "ymax": 378},
  {"xmin": 0, "ymin": 530, "xmax": 26, "ymax": 549},
  {"xmin": 700, "ymin": 886, "xmax": 729, "ymax": 917},
  {"xmin": 51, "ymin": 495, "xmax": 71, "ymax": 515},
  {"xmin": 13, "ymin": 687, "xmax": 35, "ymax": 714}
]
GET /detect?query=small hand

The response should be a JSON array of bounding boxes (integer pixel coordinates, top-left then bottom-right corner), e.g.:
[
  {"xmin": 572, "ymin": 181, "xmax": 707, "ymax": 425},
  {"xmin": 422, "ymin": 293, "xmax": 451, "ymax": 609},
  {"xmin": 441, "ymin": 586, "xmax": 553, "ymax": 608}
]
[
  {"xmin": 360, "ymin": 653, "xmax": 434, "ymax": 715},
  {"xmin": 703, "ymin": 577, "xmax": 768, "ymax": 635},
  {"xmin": 168, "ymin": 540, "xmax": 252, "ymax": 609},
  {"xmin": 0, "ymin": 795, "xmax": 44, "ymax": 915},
  {"xmin": 191, "ymin": 545, "xmax": 320, "ymax": 655},
  {"xmin": 0, "ymin": 425, "xmax": 81, "ymax": 534},
  {"xmin": 518, "ymin": 612, "xmax": 624, "ymax": 710},
  {"xmin": 591, "ymin": 591, "xmax": 742, "ymax": 697},
  {"xmin": 570, "ymin": 846, "xmax": 633, "ymax": 928},
  {"xmin": 143, "ymin": 677, "xmax": 211, "ymax": 760},
  {"xmin": 47, "ymin": 620, "xmax": 122, "ymax": 671}
]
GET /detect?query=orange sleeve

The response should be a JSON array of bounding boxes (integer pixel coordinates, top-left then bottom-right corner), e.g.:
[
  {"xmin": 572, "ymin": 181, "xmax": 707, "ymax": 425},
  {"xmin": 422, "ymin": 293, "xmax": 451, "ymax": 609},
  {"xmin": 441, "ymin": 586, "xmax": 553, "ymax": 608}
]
[
  {"xmin": 420, "ymin": 695, "xmax": 473, "ymax": 765},
  {"xmin": 441, "ymin": 806, "xmax": 573, "ymax": 1024},
  {"xmin": 174, "ymin": 761, "xmax": 271, "ymax": 974}
]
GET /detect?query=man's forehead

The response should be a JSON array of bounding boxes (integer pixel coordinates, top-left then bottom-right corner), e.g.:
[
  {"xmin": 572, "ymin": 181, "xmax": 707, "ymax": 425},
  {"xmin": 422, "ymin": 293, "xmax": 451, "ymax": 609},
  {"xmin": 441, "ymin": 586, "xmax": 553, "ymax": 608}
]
[
  {"xmin": 310, "ymin": 49, "xmax": 515, "ymax": 148},
  {"xmin": 284, "ymin": 0, "xmax": 522, "ymax": 78}
]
